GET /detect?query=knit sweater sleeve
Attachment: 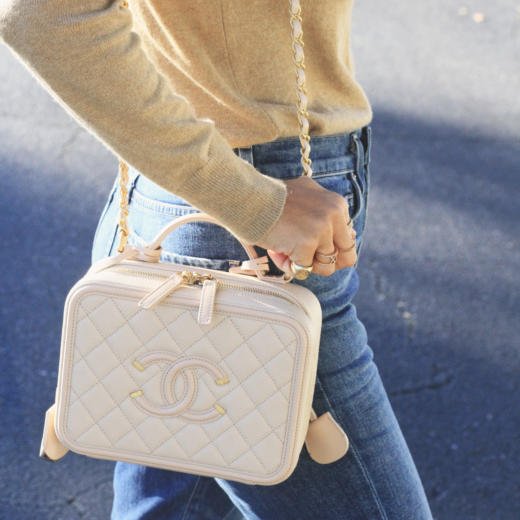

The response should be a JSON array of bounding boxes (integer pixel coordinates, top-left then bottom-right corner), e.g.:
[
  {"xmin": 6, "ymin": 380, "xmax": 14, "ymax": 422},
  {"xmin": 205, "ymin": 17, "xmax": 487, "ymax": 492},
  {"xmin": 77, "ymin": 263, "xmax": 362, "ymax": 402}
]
[{"xmin": 0, "ymin": 0, "xmax": 287, "ymax": 244}]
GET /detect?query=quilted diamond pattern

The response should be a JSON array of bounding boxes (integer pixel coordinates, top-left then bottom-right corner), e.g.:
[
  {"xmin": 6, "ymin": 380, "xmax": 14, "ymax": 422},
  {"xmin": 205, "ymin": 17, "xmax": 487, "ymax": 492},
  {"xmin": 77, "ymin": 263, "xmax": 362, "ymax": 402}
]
[{"xmin": 59, "ymin": 287, "xmax": 310, "ymax": 481}]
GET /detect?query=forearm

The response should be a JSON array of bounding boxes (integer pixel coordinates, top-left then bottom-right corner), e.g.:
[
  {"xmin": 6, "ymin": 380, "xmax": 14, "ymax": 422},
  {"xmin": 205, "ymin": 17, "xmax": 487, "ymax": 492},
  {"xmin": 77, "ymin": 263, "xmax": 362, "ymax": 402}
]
[{"xmin": 0, "ymin": 0, "xmax": 287, "ymax": 243}]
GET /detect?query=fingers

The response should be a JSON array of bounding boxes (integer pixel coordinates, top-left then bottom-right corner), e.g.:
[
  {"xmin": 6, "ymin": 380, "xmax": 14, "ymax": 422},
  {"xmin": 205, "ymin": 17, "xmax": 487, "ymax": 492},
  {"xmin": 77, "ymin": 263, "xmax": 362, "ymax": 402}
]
[
  {"xmin": 267, "ymin": 249, "xmax": 293, "ymax": 273},
  {"xmin": 332, "ymin": 207, "xmax": 354, "ymax": 252},
  {"xmin": 261, "ymin": 179, "xmax": 359, "ymax": 279},
  {"xmin": 286, "ymin": 237, "xmax": 319, "ymax": 275},
  {"xmin": 317, "ymin": 194, "xmax": 357, "ymax": 271},
  {"xmin": 268, "ymin": 226, "xmax": 356, "ymax": 279},
  {"xmin": 268, "ymin": 235, "xmax": 321, "ymax": 279},
  {"xmin": 312, "ymin": 222, "xmax": 356, "ymax": 276},
  {"xmin": 333, "ymin": 216, "xmax": 358, "ymax": 270},
  {"xmin": 291, "ymin": 198, "xmax": 357, "ymax": 276},
  {"xmin": 311, "ymin": 239, "xmax": 337, "ymax": 276}
]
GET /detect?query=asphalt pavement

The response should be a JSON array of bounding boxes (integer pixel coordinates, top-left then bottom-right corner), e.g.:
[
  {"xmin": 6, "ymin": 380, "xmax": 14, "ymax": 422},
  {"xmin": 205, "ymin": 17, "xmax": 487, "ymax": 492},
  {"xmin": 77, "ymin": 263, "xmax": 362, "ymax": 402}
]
[{"xmin": 0, "ymin": 1, "xmax": 518, "ymax": 518}]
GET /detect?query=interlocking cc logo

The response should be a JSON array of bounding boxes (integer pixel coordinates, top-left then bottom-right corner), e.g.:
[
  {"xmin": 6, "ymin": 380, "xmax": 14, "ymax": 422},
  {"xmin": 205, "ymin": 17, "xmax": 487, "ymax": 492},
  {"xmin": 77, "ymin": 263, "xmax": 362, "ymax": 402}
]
[{"xmin": 129, "ymin": 351, "xmax": 230, "ymax": 422}]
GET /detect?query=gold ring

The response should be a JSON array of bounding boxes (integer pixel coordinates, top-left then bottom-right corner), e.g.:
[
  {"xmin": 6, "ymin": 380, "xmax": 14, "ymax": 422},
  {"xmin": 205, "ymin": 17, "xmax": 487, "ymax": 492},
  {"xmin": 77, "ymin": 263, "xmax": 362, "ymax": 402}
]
[
  {"xmin": 289, "ymin": 260, "xmax": 314, "ymax": 280},
  {"xmin": 315, "ymin": 246, "xmax": 339, "ymax": 265}
]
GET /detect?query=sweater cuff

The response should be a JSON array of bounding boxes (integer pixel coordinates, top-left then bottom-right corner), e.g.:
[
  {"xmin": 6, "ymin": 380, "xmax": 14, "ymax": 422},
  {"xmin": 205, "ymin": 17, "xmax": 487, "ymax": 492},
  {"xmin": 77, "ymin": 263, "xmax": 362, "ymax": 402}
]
[{"xmin": 175, "ymin": 137, "xmax": 288, "ymax": 245}]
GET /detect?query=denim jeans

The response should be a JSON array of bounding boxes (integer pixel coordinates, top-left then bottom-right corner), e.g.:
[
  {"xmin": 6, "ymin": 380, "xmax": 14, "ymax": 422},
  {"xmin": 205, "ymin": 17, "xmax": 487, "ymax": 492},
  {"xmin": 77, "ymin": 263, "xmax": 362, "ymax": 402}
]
[{"xmin": 91, "ymin": 127, "xmax": 433, "ymax": 520}]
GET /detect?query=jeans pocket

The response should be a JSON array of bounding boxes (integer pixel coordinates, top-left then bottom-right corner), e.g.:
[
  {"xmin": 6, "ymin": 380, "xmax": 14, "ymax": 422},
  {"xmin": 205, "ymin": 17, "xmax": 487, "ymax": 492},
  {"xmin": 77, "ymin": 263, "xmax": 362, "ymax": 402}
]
[
  {"xmin": 346, "ymin": 170, "xmax": 364, "ymax": 223},
  {"xmin": 351, "ymin": 163, "xmax": 370, "ymax": 263},
  {"xmin": 311, "ymin": 169, "xmax": 357, "ymax": 220}
]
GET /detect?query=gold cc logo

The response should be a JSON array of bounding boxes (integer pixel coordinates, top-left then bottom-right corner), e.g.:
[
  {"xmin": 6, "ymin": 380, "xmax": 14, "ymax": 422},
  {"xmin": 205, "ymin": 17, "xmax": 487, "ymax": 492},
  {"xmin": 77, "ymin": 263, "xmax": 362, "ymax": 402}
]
[{"xmin": 129, "ymin": 351, "xmax": 230, "ymax": 422}]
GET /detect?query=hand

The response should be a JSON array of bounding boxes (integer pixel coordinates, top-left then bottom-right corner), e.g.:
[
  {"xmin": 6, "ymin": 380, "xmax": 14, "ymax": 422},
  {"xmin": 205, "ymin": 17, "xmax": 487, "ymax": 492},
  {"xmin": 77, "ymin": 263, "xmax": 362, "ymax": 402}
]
[{"xmin": 255, "ymin": 176, "xmax": 357, "ymax": 277}]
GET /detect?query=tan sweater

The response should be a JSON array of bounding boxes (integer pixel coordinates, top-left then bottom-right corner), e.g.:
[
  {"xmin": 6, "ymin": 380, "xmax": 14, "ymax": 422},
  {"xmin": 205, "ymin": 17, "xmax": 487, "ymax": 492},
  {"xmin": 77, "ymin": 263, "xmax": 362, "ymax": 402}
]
[{"xmin": 0, "ymin": 0, "xmax": 372, "ymax": 244}]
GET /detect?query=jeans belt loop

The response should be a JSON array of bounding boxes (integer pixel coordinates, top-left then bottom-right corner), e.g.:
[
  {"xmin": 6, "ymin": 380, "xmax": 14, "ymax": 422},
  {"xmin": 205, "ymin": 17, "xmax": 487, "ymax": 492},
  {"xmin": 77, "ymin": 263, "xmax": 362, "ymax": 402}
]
[
  {"xmin": 236, "ymin": 145, "xmax": 254, "ymax": 165},
  {"xmin": 362, "ymin": 125, "xmax": 372, "ymax": 167},
  {"xmin": 351, "ymin": 132, "xmax": 364, "ymax": 186},
  {"xmin": 348, "ymin": 131, "xmax": 365, "ymax": 221}
]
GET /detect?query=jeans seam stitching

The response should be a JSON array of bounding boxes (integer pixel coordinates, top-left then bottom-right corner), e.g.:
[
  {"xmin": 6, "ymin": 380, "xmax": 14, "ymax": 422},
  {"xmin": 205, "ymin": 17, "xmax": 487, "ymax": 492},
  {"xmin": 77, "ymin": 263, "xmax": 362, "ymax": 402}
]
[
  {"xmin": 130, "ymin": 190, "xmax": 199, "ymax": 214},
  {"xmin": 348, "ymin": 441, "xmax": 389, "ymax": 520},
  {"xmin": 316, "ymin": 376, "xmax": 388, "ymax": 520},
  {"xmin": 180, "ymin": 476, "xmax": 202, "ymax": 520},
  {"xmin": 313, "ymin": 168, "xmax": 355, "ymax": 178}
]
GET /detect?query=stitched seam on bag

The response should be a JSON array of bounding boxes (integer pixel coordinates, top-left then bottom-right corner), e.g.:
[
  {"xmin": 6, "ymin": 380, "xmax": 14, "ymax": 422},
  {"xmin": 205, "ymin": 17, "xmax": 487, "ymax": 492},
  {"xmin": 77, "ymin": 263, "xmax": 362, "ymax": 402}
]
[
  {"xmin": 223, "ymin": 317, "xmax": 288, "ymax": 441},
  {"xmin": 74, "ymin": 299, "xmax": 284, "ymax": 468},
  {"xmin": 68, "ymin": 300, "xmax": 141, "ymax": 447},
  {"xmin": 74, "ymin": 301, "xmax": 157, "ymax": 452},
  {"xmin": 69, "ymin": 298, "xmax": 178, "ymax": 451},
  {"xmin": 135, "ymin": 306, "xmax": 227, "ymax": 457},
  {"xmin": 144, "ymin": 312, "xmax": 287, "ymax": 470},
  {"xmin": 124, "ymin": 302, "xmax": 223, "ymax": 424},
  {"xmin": 65, "ymin": 296, "xmax": 278, "ymax": 468},
  {"xmin": 260, "ymin": 322, "xmax": 300, "ymax": 438},
  {"xmin": 183, "ymin": 323, "xmax": 297, "ymax": 466},
  {"xmin": 188, "ymin": 378, "xmax": 289, "ymax": 467},
  {"xmin": 108, "ymin": 300, "xmax": 210, "ymax": 450},
  {"xmin": 180, "ymin": 374, "xmax": 289, "ymax": 467},
  {"xmin": 149, "ymin": 307, "xmax": 297, "ymax": 473},
  {"xmin": 62, "ymin": 293, "xmax": 308, "ymax": 478},
  {"xmin": 64, "ymin": 297, "xmax": 188, "ymax": 453},
  {"xmin": 218, "ymin": 317, "xmax": 305, "ymax": 471}
]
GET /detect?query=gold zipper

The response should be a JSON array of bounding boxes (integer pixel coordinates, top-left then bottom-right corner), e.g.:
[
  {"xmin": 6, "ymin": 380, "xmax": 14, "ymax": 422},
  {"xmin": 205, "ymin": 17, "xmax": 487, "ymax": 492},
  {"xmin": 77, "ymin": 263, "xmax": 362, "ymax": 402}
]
[
  {"xmin": 112, "ymin": 266, "xmax": 301, "ymax": 310},
  {"xmin": 114, "ymin": 267, "xmax": 211, "ymax": 284}
]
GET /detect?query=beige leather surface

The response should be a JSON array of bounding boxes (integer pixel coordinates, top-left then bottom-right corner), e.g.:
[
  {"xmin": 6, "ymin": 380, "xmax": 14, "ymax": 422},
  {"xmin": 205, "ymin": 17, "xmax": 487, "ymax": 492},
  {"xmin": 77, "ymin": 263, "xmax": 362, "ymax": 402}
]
[
  {"xmin": 52, "ymin": 252, "xmax": 323, "ymax": 485},
  {"xmin": 305, "ymin": 412, "xmax": 349, "ymax": 464},
  {"xmin": 39, "ymin": 404, "xmax": 69, "ymax": 461}
]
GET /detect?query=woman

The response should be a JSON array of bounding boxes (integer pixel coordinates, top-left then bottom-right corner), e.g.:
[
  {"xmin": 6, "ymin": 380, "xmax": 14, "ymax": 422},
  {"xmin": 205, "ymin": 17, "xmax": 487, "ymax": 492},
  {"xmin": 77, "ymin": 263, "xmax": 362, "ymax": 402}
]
[{"xmin": 0, "ymin": 1, "xmax": 433, "ymax": 518}]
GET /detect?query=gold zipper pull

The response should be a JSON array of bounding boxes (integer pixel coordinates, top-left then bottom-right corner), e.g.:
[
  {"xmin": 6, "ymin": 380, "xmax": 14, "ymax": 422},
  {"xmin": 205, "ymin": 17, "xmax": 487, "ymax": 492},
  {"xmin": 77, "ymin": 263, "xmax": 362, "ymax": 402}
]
[{"xmin": 181, "ymin": 270, "xmax": 214, "ymax": 285}]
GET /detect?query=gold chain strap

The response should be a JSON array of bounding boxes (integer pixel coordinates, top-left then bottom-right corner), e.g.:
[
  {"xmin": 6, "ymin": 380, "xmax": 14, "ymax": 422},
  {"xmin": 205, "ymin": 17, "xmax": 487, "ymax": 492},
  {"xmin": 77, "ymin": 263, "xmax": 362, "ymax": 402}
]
[
  {"xmin": 117, "ymin": 159, "xmax": 130, "ymax": 252},
  {"xmin": 289, "ymin": 0, "xmax": 313, "ymax": 177},
  {"xmin": 115, "ymin": 0, "xmax": 311, "ymax": 252}
]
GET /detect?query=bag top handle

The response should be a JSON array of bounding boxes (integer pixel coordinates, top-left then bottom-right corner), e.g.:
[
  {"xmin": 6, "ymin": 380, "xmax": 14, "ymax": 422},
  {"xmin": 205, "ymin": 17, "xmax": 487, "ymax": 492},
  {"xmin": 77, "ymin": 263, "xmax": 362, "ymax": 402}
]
[
  {"xmin": 115, "ymin": 0, "xmax": 312, "ymax": 255},
  {"xmin": 145, "ymin": 212, "xmax": 293, "ymax": 283},
  {"xmin": 89, "ymin": 211, "xmax": 293, "ymax": 283}
]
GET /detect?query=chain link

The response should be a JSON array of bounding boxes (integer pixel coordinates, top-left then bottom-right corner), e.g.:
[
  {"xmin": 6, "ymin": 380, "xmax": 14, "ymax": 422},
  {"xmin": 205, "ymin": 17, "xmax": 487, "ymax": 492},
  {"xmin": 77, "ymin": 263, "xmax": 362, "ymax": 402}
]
[
  {"xmin": 115, "ymin": 0, "xmax": 311, "ymax": 252},
  {"xmin": 289, "ymin": 0, "xmax": 313, "ymax": 177},
  {"xmin": 117, "ymin": 159, "xmax": 130, "ymax": 253}
]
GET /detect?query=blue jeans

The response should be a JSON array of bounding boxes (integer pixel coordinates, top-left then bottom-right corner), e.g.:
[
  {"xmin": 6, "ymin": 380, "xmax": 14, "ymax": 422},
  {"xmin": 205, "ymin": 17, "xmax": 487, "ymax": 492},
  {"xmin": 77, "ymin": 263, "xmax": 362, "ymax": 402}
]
[{"xmin": 91, "ymin": 127, "xmax": 433, "ymax": 520}]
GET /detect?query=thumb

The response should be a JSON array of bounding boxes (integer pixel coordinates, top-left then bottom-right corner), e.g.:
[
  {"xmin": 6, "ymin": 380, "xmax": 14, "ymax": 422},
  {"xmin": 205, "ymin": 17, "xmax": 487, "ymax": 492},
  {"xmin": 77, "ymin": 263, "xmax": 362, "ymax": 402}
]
[{"xmin": 267, "ymin": 249, "xmax": 292, "ymax": 274}]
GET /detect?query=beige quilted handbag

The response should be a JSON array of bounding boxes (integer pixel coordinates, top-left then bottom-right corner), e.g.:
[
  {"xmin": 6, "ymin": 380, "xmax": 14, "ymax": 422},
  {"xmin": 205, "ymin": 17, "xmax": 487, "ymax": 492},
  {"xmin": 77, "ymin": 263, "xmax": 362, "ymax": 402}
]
[{"xmin": 39, "ymin": 0, "xmax": 349, "ymax": 485}]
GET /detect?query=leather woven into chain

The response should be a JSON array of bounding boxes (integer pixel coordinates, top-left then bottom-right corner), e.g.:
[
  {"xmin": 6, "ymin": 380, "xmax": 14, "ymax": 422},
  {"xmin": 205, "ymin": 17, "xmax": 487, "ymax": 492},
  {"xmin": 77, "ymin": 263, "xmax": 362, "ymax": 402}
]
[
  {"xmin": 288, "ymin": 0, "xmax": 313, "ymax": 178},
  {"xmin": 116, "ymin": 0, "xmax": 311, "ymax": 253},
  {"xmin": 117, "ymin": 160, "xmax": 130, "ymax": 252}
]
